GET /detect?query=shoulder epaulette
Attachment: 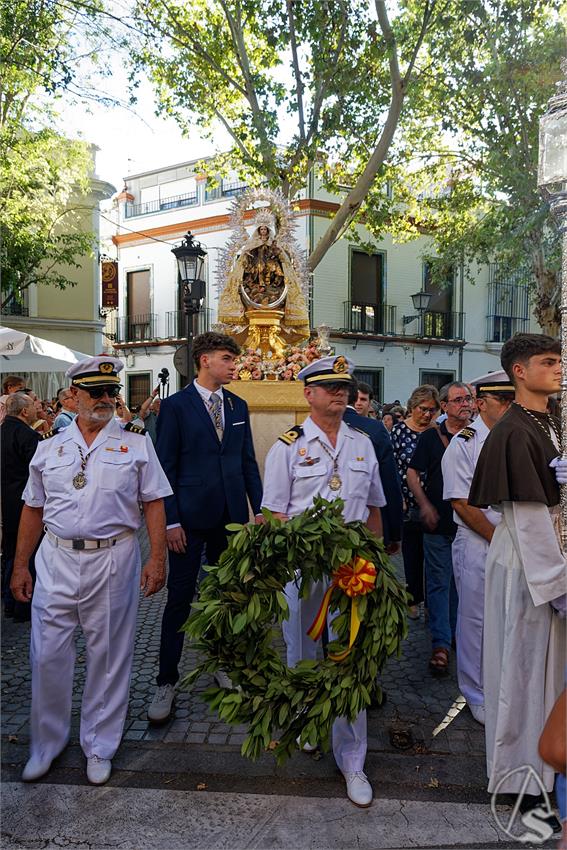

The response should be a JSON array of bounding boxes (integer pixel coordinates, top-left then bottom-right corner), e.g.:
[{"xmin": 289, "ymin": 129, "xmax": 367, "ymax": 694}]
[
  {"xmin": 278, "ymin": 425, "xmax": 303, "ymax": 445},
  {"xmin": 458, "ymin": 427, "xmax": 475, "ymax": 441},
  {"xmin": 124, "ymin": 422, "xmax": 147, "ymax": 436},
  {"xmin": 41, "ymin": 428, "xmax": 60, "ymax": 440}
]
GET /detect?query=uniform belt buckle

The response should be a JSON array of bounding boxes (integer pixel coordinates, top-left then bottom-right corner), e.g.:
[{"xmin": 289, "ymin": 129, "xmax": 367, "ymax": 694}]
[{"xmin": 72, "ymin": 539, "xmax": 85, "ymax": 550}]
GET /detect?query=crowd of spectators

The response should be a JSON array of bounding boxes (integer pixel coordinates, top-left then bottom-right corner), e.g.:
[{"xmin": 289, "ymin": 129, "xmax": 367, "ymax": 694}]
[{"xmin": 0, "ymin": 373, "xmax": 164, "ymax": 620}]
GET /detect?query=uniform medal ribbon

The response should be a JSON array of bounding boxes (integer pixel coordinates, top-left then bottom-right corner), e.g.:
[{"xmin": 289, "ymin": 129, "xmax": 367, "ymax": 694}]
[{"xmin": 307, "ymin": 556, "xmax": 377, "ymax": 661}]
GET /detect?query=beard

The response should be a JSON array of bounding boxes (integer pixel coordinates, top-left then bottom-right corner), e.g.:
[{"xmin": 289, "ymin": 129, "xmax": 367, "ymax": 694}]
[{"xmin": 85, "ymin": 403, "xmax": 115, "ymax": 424}]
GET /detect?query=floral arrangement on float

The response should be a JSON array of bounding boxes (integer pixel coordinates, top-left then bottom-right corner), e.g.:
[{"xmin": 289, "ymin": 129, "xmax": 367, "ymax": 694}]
[
  {"xmin": 231, "ymin": 324, "xmax": 332, "ymax": 381},
  {"xmin": 234, "ymin": 338, "xmax": 324, "ymax": 381}
]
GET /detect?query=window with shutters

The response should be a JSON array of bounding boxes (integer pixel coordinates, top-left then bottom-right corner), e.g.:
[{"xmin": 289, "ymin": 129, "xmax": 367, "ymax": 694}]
[{"xmin": 127, "ymin": 373, "xmax": 151, "ymax": 409}]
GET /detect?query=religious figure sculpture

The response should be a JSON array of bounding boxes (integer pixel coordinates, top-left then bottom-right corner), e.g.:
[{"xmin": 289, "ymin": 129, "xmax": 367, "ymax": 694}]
[{"xmin": 218, "ymin": 190, "xmax": 310, "ymax": 357}]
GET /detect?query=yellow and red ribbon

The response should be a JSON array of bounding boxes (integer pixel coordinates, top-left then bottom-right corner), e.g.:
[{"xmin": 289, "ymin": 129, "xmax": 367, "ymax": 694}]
[{"xmin": 307, "ymin": 556, "xmax": 377, "ymax": 661}]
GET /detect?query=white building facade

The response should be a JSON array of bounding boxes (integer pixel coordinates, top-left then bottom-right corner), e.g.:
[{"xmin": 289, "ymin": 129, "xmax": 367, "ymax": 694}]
[{"xmin": 107, "ymin": 161, "xmax": 538, "ymax": 407}]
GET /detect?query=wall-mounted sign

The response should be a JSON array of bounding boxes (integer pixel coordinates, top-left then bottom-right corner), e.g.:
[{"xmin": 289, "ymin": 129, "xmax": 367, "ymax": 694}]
[{"xmin": 101, "ymin": 261, "xmax": 119, "ymax": 308}]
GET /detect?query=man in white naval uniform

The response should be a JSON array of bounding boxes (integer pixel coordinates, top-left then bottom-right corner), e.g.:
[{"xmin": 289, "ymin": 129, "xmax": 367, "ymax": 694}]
[
  {"xmin": 11, "ymin": 356, "xmax": 172, "ymax": 786},
  {"xmin": 441, "ymin": 373, "xmax": 514, "ymax": 724},
  {"xmin": 262, "ymin": 355, "xmax": 386, "ymax": 808}
]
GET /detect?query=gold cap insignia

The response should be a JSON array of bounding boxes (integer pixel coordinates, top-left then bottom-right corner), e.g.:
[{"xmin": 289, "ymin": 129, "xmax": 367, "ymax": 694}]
[
  {"xmin": 99, "ymin": 363, "xmax": 114, "ymax": 374},
  {"xmin": 332, "ymin": 356, "xmax": 348, "ymax": 374}
]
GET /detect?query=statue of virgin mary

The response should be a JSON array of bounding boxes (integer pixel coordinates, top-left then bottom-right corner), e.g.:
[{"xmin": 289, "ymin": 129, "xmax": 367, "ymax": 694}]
[{"xmin": 218, "ymin": 211, "xmax": 310, "ymax": 343}]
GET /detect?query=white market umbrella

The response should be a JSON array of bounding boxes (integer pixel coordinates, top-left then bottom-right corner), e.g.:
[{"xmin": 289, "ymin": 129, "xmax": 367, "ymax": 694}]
[
  {"xmin": 0, "ymin": 327, "xmax": 90, "ymax": 399},
  {"xmin": 0, "ymin": 327, "xmax": 88, "ymax": 372}
]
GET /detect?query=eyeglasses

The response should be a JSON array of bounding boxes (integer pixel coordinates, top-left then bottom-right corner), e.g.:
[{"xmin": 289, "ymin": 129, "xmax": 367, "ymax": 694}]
[
  {"xmin": 416, "ymin": 405, "xmax": 438, "ymax": 415},
  {"xmin": 447, "ymin": 395, "xmax": 472, "ymax": 405},
  {"xmin": 82, "ymin": 386, "xmax": 121, "ymax": 399}
]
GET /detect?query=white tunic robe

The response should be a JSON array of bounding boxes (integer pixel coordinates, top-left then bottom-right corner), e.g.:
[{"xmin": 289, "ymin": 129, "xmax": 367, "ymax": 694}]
[{"xmin": 484, "ymin": 500, "xmax": 566, "ymax": 794}]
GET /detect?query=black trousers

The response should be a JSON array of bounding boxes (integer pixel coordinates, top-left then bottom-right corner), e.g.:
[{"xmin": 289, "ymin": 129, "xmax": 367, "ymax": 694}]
[
  {"xmin": 401, "ymin": 518, "xmax": 425, "ymax": 607},
  {"xmin": 156, "ymin": 518, "xmax": 229, "ymax": 686}
]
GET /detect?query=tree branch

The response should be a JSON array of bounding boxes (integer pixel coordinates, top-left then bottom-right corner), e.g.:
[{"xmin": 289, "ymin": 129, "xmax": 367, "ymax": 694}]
[
  {"xmin": 142, "ymin": 0, "xmax": 247, "ymax": 97},
  {"xmin": 286, "ymin": 0, "xmax": 305, "ymax": 141},
  {"xmin": 308, "ymin": 0, "xmax": 410, "ymax": 271},
  {"xmin": 212, "ymin": 107, "xmax": 260, "ymax": 169},
  {"xmin": 217, "ymin": 0, "xmax": 276, "ymax": 172}
]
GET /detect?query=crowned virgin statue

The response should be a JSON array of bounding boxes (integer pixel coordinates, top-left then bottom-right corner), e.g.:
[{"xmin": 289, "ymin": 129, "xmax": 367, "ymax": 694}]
[{"xmin": 218, "ymin": 194, "xmax": 310, "ymax": 354}]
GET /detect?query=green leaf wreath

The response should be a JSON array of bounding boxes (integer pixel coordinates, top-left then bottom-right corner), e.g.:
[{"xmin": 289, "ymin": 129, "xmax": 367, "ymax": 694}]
[{"xmin": 183, "ymin": 497, "xmax": 408, "ymax": 764}]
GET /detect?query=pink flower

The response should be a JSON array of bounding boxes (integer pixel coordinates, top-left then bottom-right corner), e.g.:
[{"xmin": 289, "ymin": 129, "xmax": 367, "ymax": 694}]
[
  {"xmin": 283, "ymin": 369, "xmax": 293, "ymax": 380},
  {"xmin": 252, "ymin": 369, "xmax": 262, "ymax": 380}
]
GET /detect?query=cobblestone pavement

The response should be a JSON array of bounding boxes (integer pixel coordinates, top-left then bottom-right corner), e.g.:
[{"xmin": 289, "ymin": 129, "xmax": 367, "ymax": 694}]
[{"xmin": 1, "ymin": 528, "xmax": 484, "ymax": 762}]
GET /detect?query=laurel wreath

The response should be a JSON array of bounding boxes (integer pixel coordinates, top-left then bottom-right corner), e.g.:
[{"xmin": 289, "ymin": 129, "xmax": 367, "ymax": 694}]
[{"xmin": 183, "ymin": 498, "xmax": 408, "ymax": 763}]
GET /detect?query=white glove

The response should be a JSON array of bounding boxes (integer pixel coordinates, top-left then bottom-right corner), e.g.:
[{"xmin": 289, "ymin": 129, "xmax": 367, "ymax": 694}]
[{"xmin": 549, "ymin": 457, "xmax": 567, "ymax": 485}]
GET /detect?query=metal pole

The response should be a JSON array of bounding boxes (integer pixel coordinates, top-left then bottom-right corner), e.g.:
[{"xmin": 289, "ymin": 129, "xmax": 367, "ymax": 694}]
[
  {"xmin": 558, "ymin": 201, "xmax": 567, "ymax": 551},
  {"xmin": 186, "ymin": 304, "xmax": 195, "ymax": 384},
  {"xmin": 547, "ymin": 194, "xmax": 567, "ymax": 551}
]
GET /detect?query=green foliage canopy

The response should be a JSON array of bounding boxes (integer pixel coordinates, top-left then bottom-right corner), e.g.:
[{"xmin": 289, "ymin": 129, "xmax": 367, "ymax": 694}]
[{"xmin": 0, "ymin": 0, "xmax": 113, "ymax": 306}]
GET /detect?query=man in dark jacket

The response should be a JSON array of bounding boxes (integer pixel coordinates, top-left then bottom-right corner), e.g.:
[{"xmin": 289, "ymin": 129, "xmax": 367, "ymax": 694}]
[
  {"xmin": 344, "ymin": 379, "xmax": 403, "ymax": 553},
  {"xmin": 148, "ymin": 332, "xmax": 263, "ymax": 723},
  {"xmin": 1, "ymin": 392, "xmax": 40, "ymax": 618}
]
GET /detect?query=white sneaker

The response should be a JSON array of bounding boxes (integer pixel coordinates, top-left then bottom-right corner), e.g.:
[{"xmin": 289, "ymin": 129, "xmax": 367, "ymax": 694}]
[
  {"xmin": 213, "ymin": 670, "xmax": 233, "ymax": 689},
  {"xmin": 148, "ymin": 684, "xmax": 175, "ymax": 723},
  {"xmin": 343, "ymin": 771, "xmax": 373, "ymax": 807},
  {"xmin": 469, "ymin": 704, "xmax": 485, "ymax": 725},
  {"xmin": 86, "ymin": 756, "xmax": 112, "ymax": 785},
  {"xmin": 296, "ymin": 735, "xmax": 317, "ymax": 753}
]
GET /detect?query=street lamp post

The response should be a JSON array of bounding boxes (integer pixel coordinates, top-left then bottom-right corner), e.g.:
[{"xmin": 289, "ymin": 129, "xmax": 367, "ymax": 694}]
[
  {"xmin": 171, "ymin": 232, "xmax": 207, "ymax": 383},
  {"xmin": 402, "ymin": 290, "xmax": 432, "ymax": 336},
  {"xmin": 538, "ymin": 63, "xmax": 567, "ymax": 547}
]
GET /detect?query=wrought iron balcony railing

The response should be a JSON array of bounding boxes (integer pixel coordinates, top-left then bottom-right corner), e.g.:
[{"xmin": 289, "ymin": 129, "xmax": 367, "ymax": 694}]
[
  {"xmin": 342, "ymin": 302, "xmax": 397, "ymax": 335},
  {"xmin": 0, "ymin": 302, "xmax": 29, "ymax": 316},
  {"xmin": 165, "ymin": 309, "xmax": 212, "ymax": 339},
  {"xmin": 205, "ymin": 180, "xmax": 248, "ymax": 201},
  {"xmin": 113, "ymin": 313, "xmax": 159, "ymax": 343},
  {"xmin": 124, "ymin": 193, "xmax": 198, "ymax": 218},
  {"xmin": 403, "ymin": 311, "xmax": 465, "ymax": 341}
]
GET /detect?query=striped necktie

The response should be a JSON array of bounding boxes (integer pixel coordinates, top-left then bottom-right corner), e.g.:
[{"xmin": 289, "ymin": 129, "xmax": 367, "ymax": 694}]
[{"xmin": 209, "ymin": 392, "xmax": 223, "ymax": 439}]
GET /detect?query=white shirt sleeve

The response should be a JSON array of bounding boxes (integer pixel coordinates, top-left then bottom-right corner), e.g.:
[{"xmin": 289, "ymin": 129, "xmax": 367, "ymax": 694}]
[
  {"xmin": 261, "ymin": 441, "xmax": 292, "ymax": 514},
  {"xmin": 367, "ymin": 455, "xmax": 386, "ymax": 508},
  {"xmin": 441, "ymin": 435, "xmax": 474, "ymax": 501},
  {"xmin": 22, "ymin": 445, "xmax": 46, "ymax": 507},
  {"xmin": 510, "ymin": 501, "xmax": 567, "ymax": 606},
  {"xmin": 138, "ymin": 436, "xmax": 174, "ymax": 502}
]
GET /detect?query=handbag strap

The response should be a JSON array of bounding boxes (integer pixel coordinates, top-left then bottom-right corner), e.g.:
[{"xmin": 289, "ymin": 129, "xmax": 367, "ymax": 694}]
[{"xmin": 435, "ymin": 425, "xmax": 449, "ymax": 450}]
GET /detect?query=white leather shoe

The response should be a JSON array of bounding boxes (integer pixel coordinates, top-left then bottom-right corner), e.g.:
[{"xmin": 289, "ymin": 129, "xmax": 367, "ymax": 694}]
[
  {"xmin": 296, "ymin": 735, "xmax": 317, "ymax": 753},
  {"xmin": 86, "ymin": 756, "xmax": 112, "ymax": 785},
  {"xmin": 343, "ymin": 771, "xmax": 373, "ymax": 807},
  {"xmin": 22, "ymin": 755, "xmax": 54, "ymax": 782},
  {"xmin": 469, "ymin": 704, "xmax": 485, "ymax": 725},
  {"xmin": 148, "ymin": 684, "xmax": 175, "ymax": 723}
]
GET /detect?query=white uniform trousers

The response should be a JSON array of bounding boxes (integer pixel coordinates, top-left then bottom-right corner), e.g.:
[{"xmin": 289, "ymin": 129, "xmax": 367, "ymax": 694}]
[
  {"xmin": 30, "ymin": 533, "xmax": 140, "ymax": 763},
  {"xmin": 283, "ymin": 578, "xmax": 367, "ymax": 773},
  {"xmin": 451, "ymin": 527, "xmax": 487, "ymax": 706}
]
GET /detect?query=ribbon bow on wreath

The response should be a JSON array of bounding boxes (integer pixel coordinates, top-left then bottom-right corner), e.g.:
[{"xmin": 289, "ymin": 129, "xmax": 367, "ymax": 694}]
[{"xmin": 307, "ymin": 556, "xmax": 377, "ymax": 661}]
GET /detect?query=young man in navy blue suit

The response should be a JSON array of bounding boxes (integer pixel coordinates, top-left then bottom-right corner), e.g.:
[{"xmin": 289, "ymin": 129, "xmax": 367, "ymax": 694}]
[
  {"xmin": 148, "ymin": 332, "xmax": 263, "ymax": 722},
  {"xmin": 343, "ymin": 379, "xmax": 403, "ymax": 555}
]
